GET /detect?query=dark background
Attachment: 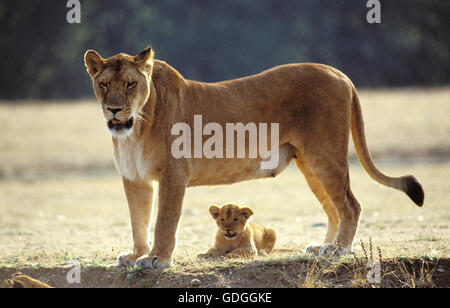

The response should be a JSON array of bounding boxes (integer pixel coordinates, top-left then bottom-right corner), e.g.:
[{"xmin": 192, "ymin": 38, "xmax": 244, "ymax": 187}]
[{"xmin": 0, "ymin": 0, "xmax": 448, "ymax": 99}]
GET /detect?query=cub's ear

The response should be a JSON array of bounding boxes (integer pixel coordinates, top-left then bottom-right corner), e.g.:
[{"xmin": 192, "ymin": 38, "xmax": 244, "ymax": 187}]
[
  {"xmin": 240, "ymin": 207, "xmax": 254, "ymax": 219},
  {"xmin": 209, "ymin": 205, "xmax": 221, "ymax": 219},
  {"xmin": 134, "ymin": 46, "xmax": 154, "ymax": 66},
  {"xmin": 84, "ymin": 50, "xmax": 104, "ymax": 78}
]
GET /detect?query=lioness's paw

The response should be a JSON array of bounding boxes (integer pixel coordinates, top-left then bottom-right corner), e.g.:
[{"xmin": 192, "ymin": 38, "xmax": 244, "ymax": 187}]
[
  {"xmin": 304, "ymin": 243, "xmax": 322, "ymax": 255},
  {"xmin": 135, "ymin": 255, "xmax": 171, "ymax": 269},
  {"xmin": 258, "ymin": 249, "xmax": 270, "ymax": 256},
  {"xmin": 318, "ymin": 244, "xmax": 350, "ymax": 257},
  {"xmin": 117, "ymin": 252, "xmax": 140, "ymax": 267}
]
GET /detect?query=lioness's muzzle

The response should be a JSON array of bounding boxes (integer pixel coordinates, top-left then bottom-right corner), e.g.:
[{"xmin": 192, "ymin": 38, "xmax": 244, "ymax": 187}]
[{"xmin": 107, "ymin": 117, "xmax": 134, "ymax": 131}]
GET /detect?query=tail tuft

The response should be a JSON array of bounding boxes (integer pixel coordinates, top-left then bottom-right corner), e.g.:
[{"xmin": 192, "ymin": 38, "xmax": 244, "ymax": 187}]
[
  {"xmin": 402, "ymin": 175, "xmax": 424, "ymax": 207},
  {"xmin": 351, "ymin": 87, "xmax": 425, "ymax": 207}
]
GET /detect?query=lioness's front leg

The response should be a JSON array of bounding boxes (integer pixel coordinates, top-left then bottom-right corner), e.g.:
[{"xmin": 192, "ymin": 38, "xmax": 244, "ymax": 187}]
[
  {"xmin": 117, "ymin": 178, "xmax": 153, "ymax": 267},
  {"xmin": 136, "ymin": 165, "xmax": 187, "ymax": 269}
]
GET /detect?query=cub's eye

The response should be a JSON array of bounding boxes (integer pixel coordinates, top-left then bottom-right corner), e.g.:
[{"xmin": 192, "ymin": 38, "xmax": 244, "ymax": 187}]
[
  {"xmin": 233, "ymin": 218, "xmax": 238, "ymax": 222},
  {"xmin": 127, "ymin": 81, "xmax": 137, "ymax": 89},
  {"xmin": 99, "ymin": 82, "xmax": 108, "ymax": 89},
  {"xmin": 220, "ymin": 218, "xmax": 225, "ymax": 222}
]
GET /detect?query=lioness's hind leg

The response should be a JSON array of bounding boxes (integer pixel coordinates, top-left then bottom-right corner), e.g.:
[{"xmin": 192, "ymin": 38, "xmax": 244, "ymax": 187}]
[
  {"xmin": 305, "ymin": 157, "xmax": 361, "ymax": 256},
  {"xmin": 294, "ymin": 155, "xmax": 339, "ymax": 249}
]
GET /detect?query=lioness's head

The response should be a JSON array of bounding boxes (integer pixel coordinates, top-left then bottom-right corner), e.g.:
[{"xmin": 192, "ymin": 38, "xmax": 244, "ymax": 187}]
[
  {"xmin": 209, "ymin": 204, "xmax": 254, "ymax": 240},
  {"xmin": 84, "ymin": 46, "xmax": 154, "ymax": 137}
]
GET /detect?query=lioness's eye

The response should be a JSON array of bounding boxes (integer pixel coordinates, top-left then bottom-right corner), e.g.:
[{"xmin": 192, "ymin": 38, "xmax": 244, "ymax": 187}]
[
  {"xmin": 127, "ymin": 81, "xmax": 137, "ymax": 89},
  {"xmin": 233, "ymin": 218, "xmax": 238, "ymax": 222},
  {"xmin": 99, "ymin": 82, "xmax": 108, "ymax": 89},
  {"xmin": 220, "ymin": 218, "xmax": 225, "ymax": 222}
]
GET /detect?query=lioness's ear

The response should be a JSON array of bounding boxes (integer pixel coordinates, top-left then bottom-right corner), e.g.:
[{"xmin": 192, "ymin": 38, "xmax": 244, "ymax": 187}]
[
  {"xmin": 134, "ymin": 46, "xmax": 154, "ymax": 66},
  {"xmin": 240, "ymin": 207, "xmax": 254, "ymax": 219},
  {"xmin": 209, "ymin": 205, "xmax": 220, "ymax": 219},
  {"xmin": 84, "ymin": 50, "xmax": 104, "ymax": 78}
]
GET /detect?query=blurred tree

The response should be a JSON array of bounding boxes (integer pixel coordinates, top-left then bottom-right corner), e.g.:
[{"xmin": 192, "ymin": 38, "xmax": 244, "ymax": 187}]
[{"xmin": 0, "ymin": 0, "xmax": 448, "ymax": 99}]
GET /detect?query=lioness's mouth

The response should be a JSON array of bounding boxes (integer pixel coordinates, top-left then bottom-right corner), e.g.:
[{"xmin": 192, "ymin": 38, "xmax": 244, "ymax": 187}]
[{"xmin": 107, "ymin": 117, "xmax": 134, "ymax": 131}]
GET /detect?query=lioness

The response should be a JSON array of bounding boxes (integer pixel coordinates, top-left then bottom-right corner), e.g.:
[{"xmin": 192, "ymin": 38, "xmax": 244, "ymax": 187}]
[
  {"xmin": 84, "ymin": 46, "xmax": 424, "ymax": 269},
  {"xmin": 197, "ymin": 204, "xmax": 277, "ymax": 259}
]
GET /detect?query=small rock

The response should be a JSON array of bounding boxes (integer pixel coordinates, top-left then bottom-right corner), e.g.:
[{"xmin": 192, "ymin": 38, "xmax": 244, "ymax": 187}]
[
  {"xmin": 191, "ymin": 278, "xmax": 201, "ymax": 287},
  {"xmin": 437, "ymin": 267, "xmax": 445, "ymax": 273}
]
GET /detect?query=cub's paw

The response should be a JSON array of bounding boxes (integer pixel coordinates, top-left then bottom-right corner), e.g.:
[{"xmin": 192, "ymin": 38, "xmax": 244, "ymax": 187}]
[
  {"xmin": 197, "ymin": 252, "xmax": 213, "ymax": 259},
  {"xmin": 135, "ymin": 255, "xmax": 172, "ymax": 269},
  {"xmin": 304, "ymin": 243, "xmax": 322, "ymax": 256},
  {"xmin": 226, "ymin": 249, "xmax": 256, "ymax": 259},
  {"xmin": 117, "ymin": 252, "xmax": 141, "ymax": 267},
  {"xmin": 318, "ymin": 244, "xmax": 350, "ymax": 257}
]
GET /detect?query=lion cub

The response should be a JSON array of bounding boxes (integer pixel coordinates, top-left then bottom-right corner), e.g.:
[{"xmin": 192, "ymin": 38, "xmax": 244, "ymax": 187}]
[{"xmin": 197, "ymin": 204, "xmax": 277, "ymax": 259}]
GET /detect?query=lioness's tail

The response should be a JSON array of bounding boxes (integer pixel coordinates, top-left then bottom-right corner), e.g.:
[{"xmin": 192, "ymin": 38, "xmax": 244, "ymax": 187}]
[{"xmin": 350, "ymin": 87, "xmax": 424, "ymax": 207}]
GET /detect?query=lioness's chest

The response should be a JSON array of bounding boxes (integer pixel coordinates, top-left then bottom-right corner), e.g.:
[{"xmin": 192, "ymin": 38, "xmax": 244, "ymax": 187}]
[{"xmin": 113, "ymin": 137, "xmax": 152, "ymax": 182}]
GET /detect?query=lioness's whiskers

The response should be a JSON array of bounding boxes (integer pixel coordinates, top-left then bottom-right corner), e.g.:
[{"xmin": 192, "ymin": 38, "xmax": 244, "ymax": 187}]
[{"xmin": 136, "ymin": 112, "xmax": 151, "ymax": 125}]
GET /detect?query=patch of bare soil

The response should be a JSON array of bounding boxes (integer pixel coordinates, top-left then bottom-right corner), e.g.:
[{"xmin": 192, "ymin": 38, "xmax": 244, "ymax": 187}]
[{"xmin": 1, "ymin": 258, "xmax": 448, "ymax": 288}]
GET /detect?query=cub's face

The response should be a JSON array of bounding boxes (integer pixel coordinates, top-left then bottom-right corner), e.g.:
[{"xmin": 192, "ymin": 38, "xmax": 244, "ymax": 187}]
[
  {"xmin": 209, "ymin": 204, "xmax": 254, "ymax": 240},
  {"xmin": 84, "ymin": 46, "xmax": 154, "ymax": 138}
]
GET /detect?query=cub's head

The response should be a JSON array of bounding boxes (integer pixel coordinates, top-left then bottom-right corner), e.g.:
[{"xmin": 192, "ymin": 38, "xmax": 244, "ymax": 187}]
[
  {"xmin": 209, "ymin": 204, "xmax": 254, "ymax": 240},
  {"xmin": 84, "ymin": 46, "xmax": 154, "ymax": 137}
]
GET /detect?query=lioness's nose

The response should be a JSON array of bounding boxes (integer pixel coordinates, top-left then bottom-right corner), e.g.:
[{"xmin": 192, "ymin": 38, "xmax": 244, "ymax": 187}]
[{"xmin": 107, "ymin": 107, "xmax": 124, "ymax": 115}]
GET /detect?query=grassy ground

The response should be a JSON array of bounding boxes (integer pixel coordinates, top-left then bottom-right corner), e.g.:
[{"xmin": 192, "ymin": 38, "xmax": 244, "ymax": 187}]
[{"xmin": 0, "ymin": 88, "xmax": 449, "ymax": 287}]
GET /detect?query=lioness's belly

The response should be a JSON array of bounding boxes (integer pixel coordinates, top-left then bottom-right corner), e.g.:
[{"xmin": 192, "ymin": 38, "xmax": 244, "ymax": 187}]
[{"xmin": 187, "ymin": 143, "xmax": 296, "ymax": 186}]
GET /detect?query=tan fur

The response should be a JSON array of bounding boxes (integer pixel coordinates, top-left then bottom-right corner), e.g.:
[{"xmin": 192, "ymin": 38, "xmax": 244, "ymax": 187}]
[
  {"xmin": 84, "ymin": 46, "xmax": 424, "ymax": 267},
  {"xmin": 197, "ymin": 204, "xmax": 276, "ymax": 259},
  {"xmin": 5, "ymin": 274, "xmax": 53, "ymax": 288}
]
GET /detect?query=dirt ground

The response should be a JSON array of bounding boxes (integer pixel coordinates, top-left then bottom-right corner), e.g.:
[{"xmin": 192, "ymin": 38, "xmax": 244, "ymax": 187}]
[
  {"xmin": 0, "ymin": 88, "xmax": 449, "ymax": 288},
  {"xmin": 1, "ymin": 256, "xmax": 449, "ymax": 288}
]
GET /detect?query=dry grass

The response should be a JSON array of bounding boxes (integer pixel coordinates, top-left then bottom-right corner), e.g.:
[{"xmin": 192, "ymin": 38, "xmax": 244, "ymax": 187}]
[
  {"xmin": 0, "ymin": 100, "xmax": 113, "ymax": 179},
  {"xmin": 0, "ymin": 87, "xmax": 449, "ymax": 179},
  {"xmin": 351, "ymin": 87, "xmax": 450, "ymax": 159},
  {"xmin": 0, "ymin": 161, "xmax": 448, "ymax": 268},
  {"xmin": 295, "ymin": 247, "xmax": 443, "ymax": 288},
  {"xmin": 0, "ymin": 88, "xmax": 448, "ymax": 287}
]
